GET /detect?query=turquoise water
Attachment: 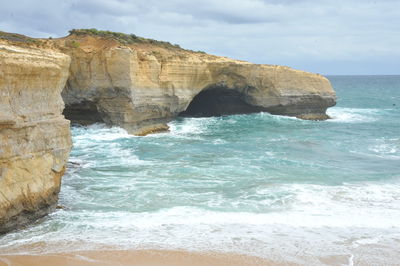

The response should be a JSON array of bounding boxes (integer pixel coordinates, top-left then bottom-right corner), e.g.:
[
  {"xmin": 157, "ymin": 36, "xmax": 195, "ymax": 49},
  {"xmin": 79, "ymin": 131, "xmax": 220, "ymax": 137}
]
[{"xmin": 1, "ymin": 76, "xmax": 400, "ymax": 264}]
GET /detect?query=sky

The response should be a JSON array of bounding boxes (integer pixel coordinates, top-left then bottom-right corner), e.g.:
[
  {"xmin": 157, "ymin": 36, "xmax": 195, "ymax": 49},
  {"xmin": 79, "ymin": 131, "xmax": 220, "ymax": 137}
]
[{"xmin": 1, "ymin": 0, "xmax": 399, "ymax": 75}]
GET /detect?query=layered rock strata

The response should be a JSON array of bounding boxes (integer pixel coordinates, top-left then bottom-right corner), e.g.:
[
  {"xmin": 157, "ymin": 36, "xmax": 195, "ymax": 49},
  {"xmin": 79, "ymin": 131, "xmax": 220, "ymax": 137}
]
[
  {"xmin": 0, "ymin": 42, "xmax": 71, "ymax": 233},
  {"xmin": 59, "ymin": 34, "xmax": 336, "ymax": 135},
  {"xmin": 0, "ymin": 29, "xmax": 336, "ymax": 233}
]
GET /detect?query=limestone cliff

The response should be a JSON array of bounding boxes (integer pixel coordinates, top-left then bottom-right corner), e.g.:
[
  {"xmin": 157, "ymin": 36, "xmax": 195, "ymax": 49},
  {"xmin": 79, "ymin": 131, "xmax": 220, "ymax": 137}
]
[
  {"xmin": 0, "ymin": 41, "xmax": 71, "ymax": 233},
  {"xmin": 58, "ymin": 31, "xmax": 336, "ymax": 135},
  {"xmin": 0, "ymin": 29, "xmax": 335, "ymax": 233}
]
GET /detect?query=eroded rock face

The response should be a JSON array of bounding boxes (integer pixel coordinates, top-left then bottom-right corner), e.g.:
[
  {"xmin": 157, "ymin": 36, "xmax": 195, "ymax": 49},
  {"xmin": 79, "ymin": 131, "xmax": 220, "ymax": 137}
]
[
  {"xmin": 60, "ymin": 35, "xmax": 336, "ymax": 135},
  {"xmin": 0, "ymin": 42, "xmax": 72, "ymax": 233},
  {"xmin": 0, "ymin": 30, "xmax": 335, "ymax": 233}
]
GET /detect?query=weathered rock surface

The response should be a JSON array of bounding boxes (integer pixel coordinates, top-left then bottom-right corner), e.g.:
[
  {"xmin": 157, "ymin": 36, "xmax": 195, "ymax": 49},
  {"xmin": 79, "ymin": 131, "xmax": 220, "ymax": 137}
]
[
  {"xmin": 0, "ymin": 42, "xmax": 71, "ymax": 233},
  {"xmin": 0, "ymin": 29, "xmax": 335, "ymax": 233},
  {"xmin": 59, "ymin": 33, "xmax": 336, "ymax": 135}
]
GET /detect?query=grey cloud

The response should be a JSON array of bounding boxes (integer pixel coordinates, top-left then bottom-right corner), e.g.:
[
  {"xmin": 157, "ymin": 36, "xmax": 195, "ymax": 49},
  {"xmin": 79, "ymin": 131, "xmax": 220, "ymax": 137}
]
[
  {"xmin": 0, "ymin": 0, "xmax": 399, "ymax": 74},
  {"xmin": 74, "ymin": 0, "xmax": 142, "ymax": 16}
]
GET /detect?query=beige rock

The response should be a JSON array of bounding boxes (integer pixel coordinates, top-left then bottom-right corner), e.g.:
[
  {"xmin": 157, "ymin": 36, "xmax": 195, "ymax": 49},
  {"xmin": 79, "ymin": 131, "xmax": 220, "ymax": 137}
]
[
  {"xmin": 0, "ymin": 30, "xmax": 336, "ymax": 234},
  {"xmin": 0, "ymin": 42, "xmax": 72, "ymax": 233},
  {"xmin": 59, "ymin": 34, "xmax": 336, "ymax": 135}
]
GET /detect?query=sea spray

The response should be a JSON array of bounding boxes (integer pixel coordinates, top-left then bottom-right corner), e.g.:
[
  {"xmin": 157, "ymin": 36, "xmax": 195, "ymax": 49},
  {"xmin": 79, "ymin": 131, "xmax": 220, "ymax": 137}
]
[{"xmin": 1, "ymin": 76, "xmax": 399, "ymax": 265}]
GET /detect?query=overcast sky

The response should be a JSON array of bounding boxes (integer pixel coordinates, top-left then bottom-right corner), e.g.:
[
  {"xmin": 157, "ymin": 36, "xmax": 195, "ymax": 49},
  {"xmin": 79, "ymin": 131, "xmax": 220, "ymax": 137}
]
[{"xmin": 1, "ymin": 0, "xmax": 399, "ymax": 75}]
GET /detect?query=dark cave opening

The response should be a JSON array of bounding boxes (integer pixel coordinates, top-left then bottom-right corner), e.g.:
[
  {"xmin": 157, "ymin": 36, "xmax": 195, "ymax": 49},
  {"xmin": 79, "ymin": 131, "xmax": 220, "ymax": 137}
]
[
  {"xmin": 179, "ymin": 88, "xmax": 265, "ymax": 117},
  {"xmin": 63, "ymin": 101, "xmax": 104, "ymax": 125}
]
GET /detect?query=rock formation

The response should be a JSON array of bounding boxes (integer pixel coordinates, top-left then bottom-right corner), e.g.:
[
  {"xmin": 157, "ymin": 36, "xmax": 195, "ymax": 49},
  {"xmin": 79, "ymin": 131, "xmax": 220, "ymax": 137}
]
[
  {"xmin": 0, "ymin": 40, "xmax": 71, "ymax": 233},
  {"xmin": 59, "ymin": 30, "xmax": 336, "ymax": 135},
  {"xmin": 0, "ymin": 29, "xmax": 336, "ymax": 233}
]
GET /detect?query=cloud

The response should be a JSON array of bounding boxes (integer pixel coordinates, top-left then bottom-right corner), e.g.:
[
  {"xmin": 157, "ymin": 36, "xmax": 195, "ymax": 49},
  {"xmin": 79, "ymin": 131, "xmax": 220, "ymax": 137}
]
[{"xmin": 0, "ymin": 0, "xmax": 399, "ymax": 74}]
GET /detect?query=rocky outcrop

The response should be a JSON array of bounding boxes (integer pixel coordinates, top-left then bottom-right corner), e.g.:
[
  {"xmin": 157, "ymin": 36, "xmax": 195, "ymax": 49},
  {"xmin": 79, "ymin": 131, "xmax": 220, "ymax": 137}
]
[
  {"xmin": 59, "ymin": 32, "xmax": 336, "ymax": 135},
  {"xmin": 0, "ymin": 42, "xmax": 71, "ymax": 233},
  {"xmin": 0, "ymin": 29, "xmax": 335, "ymax": 233}
]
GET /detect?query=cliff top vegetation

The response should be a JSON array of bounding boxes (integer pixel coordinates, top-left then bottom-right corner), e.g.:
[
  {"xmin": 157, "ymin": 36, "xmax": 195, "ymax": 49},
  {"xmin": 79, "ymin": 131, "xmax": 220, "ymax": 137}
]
[
  {"xmin": 0, "ymin": 31, "xmax": 39, "ymax": 44},
  {"xmin": 68, "ymin": 28, "xmax": 183, "ymax": 49},
  {"xmin": 68, "ymin": 29, "xmax": 206, "ymax": 53}
]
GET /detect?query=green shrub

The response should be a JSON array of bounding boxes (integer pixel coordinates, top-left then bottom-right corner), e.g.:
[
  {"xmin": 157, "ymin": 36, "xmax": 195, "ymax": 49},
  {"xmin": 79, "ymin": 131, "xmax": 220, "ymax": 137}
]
[
  {"xmin": 68, "ymin": 28, "xmax": 189, "ymax": 51},
  {"xmin": 66, "ymin": 40, "xmax": 80, "ymax": 48},
  {"xmin": 0, "ymin": 31, "xmax": 39, "ymax": 44}
]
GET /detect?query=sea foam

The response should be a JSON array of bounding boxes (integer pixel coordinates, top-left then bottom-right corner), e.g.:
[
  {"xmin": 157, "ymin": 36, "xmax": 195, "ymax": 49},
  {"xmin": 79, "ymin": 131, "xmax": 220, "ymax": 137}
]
[{"xmin": 327, "ymin": 107, "xmax": 380, "ymax": 123}]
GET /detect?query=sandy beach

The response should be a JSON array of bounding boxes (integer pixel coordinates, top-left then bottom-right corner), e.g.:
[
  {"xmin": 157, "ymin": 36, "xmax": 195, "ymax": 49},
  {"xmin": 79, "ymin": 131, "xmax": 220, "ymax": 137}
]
[{"xmin": 0, "ymin": 249, "xmax": 282, "ymax": 266}]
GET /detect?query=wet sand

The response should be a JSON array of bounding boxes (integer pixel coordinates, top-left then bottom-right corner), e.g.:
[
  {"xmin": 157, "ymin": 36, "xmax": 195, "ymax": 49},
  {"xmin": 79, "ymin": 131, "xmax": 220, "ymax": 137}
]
[{"xmin": 0, "ymin": 249, "xmax": 285, "ymax": 266}]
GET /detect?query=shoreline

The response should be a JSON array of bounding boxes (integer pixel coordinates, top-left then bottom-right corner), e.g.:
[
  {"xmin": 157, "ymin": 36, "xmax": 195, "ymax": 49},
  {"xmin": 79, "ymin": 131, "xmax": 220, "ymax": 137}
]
[{"xmin": 0, "ymin": 249, "xmax": 283, "ymax": 266}]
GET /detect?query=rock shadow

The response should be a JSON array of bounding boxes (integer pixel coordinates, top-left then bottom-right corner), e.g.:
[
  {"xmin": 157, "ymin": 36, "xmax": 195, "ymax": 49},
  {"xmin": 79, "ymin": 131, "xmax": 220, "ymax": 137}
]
[{"xmin": 179, "ymin": 87, "xmax": 265, "ymax": 117}]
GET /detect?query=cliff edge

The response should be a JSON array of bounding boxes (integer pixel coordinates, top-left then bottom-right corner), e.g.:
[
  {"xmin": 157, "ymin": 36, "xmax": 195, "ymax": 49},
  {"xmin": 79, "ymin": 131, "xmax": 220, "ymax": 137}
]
[
  {"xmin": 58, "ymin": 29, "xmax": 336, "ymax": 135},
  {"xmin": 0, "ymin": 29, "xmax": 335, "ymax": 233},
  {"xmin": 0, "ymin": 40, "xmax": 71, "ymax": 233}
]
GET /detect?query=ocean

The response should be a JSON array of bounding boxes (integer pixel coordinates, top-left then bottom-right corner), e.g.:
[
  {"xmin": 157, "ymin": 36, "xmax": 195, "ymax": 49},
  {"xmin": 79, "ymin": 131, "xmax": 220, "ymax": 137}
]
[{"xmin": 0, "ymin": 76, "xmax": 399, "ymax": 265}]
